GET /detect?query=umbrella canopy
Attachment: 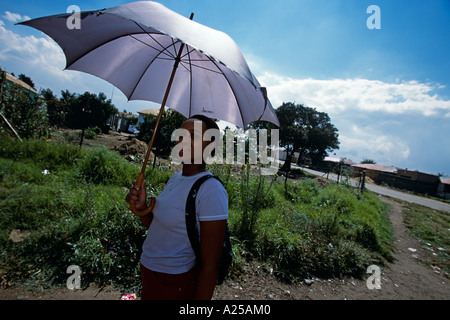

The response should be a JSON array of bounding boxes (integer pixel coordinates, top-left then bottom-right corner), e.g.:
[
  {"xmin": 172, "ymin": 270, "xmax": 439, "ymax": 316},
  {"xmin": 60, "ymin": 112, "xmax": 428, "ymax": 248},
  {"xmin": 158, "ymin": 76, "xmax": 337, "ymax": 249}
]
[
  {"xmin": 20, "ymin": 1, "xmax": 281, "ymax": 216},
  {"xmin": 19, "ymin": 1, "xmax": 279, "ymax": 128}
]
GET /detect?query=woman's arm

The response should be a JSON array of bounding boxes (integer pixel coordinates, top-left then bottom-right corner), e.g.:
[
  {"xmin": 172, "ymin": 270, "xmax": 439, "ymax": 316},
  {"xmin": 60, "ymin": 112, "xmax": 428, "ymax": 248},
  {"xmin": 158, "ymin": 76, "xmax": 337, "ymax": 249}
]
[
  {"xmin": 194, "ymin": 219, "xmax": 227, "ymax": 300},
  {"xmin": 139, "ymin": 213, "xmax": 153, "ymax": 229}
]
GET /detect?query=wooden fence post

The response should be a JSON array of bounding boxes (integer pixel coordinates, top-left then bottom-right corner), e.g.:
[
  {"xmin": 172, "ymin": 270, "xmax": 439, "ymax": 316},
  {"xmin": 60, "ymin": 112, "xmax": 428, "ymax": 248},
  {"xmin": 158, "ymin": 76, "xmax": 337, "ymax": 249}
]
[{"xmin": 360, "ymin": 170, "xmax": 366, "ymax": 193}]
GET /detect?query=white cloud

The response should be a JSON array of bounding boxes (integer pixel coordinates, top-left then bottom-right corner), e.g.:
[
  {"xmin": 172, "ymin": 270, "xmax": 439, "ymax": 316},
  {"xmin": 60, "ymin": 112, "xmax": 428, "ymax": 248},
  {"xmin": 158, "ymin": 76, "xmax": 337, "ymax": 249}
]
[
  {"xmin": 259, "ymin": 72, "xmax": 450, "ymax": 117},
  {"xmin": 3, "ymin": 11, "xmax": 30, "ymax": 23},
  {"xmin": 0, "ymin": 19, "xmax": 78, "ymax": 86},
  {"xmin": 254, "ymin": 70, "xmax": 448, "ymax": 167},
  {"xmin": 338, "ymin": 125, "xmax": 411, "ymax": 166}
]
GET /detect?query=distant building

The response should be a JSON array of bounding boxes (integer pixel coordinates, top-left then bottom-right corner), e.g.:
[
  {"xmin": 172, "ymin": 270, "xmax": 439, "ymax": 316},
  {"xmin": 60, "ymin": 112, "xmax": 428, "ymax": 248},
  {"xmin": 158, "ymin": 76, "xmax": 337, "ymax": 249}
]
[
  {"xmin": 1, "ymin": 70, "xmax": 40, "ymax": 140},
  {"xmin": 352, "ymin": 163, "xmax": 398, "ymax": 182},
  {"xmin": 2, "ymin": 71, "xmax": 38, "ymax": 97},
  {"xmin": 437, "ymin": 177, "xmax": 450, "ymax": 200},
  {"xmin": 278, "ymin": 150, "xmax": 299, "ymax": 162},
  {"xmin": 352, "ymin": 163, "xmax": 441, "ymax": 197},
  {"xmin": 108, "ymin": 111, "xmax": 138, "ymax": 133},
  {"xmin": 137, "ymin": 108, "xmax": 163, "ymax": 125},
  {"xmin": 318, "ymin": 156, "xmax": 356, "ymax": 173}
]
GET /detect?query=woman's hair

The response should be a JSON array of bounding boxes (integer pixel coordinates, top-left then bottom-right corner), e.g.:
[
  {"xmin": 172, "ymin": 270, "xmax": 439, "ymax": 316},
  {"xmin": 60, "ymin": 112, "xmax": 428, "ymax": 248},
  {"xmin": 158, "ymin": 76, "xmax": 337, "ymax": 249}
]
[{"xmin": 189, "ymin": 114, "xmax": 219, "ymax": 132}]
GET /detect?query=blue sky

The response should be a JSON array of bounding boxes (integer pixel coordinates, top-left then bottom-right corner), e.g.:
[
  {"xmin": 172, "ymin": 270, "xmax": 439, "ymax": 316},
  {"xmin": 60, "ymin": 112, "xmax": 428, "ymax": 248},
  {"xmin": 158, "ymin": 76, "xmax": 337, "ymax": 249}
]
[{"xmin": 1, "ymin": 0, "xmax": 449, "ymax": 176}]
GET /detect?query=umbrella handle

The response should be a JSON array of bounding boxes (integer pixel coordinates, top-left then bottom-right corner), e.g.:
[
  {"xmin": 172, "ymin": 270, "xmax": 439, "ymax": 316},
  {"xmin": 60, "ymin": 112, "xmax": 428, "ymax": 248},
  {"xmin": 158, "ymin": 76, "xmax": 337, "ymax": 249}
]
[
  {"xmin": 129, "ymin": 197, "xmax": 155, "ymax": 217},
  {"xmin": 129, "ymin": 173, "xmax": 156, "ymax": 217}
]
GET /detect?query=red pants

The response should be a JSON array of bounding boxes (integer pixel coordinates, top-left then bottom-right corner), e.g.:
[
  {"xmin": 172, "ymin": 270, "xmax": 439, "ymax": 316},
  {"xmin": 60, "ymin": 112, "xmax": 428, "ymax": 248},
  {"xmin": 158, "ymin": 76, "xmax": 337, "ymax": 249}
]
[{"xmin": 140, "ymin": 263, "xmax": 198, "ymax": 300}]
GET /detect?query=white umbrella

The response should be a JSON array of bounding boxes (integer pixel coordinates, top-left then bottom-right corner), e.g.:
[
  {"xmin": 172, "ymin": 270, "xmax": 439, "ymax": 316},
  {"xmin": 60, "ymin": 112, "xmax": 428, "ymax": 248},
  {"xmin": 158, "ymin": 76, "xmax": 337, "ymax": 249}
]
[{"xmin": 19, "ymin": 1, "xmax": 279, "ymax": 215}]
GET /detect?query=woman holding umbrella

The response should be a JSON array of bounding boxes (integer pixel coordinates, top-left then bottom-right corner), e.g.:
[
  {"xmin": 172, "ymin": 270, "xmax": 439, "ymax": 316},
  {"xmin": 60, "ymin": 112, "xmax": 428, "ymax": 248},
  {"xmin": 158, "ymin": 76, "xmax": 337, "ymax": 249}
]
[
  {"xmin": 126, "ymin": 115, "xmax": 228, "ymax": 300},
  {"xmin": 20, "ymin": 0, "xmax": 278, "ymax": 299}
]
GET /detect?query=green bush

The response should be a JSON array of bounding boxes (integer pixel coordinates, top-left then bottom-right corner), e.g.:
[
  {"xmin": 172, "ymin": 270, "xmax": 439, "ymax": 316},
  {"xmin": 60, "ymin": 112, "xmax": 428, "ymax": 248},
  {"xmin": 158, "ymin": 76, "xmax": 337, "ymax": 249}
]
[
  {"xmin": 80, "ymin": 126, "xmax": 102, "ymax": 140},
  {"xmin": 77, "ymin": 146, "xmax": 139, "ymax": 186},
  {"xmin": 236, "ymin": 178, "xmax": 393, "ymax": 282}
]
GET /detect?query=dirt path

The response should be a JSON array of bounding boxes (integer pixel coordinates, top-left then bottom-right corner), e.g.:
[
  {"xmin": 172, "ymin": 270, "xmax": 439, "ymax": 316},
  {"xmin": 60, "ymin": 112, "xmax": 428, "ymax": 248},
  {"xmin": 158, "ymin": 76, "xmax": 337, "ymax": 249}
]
[
  {"xmin": 213, "ymin": 196, "xmax": 449, "ymax": 300},
  {"xmin": 1, "ymin": 196, "xmax": 448, "ymax": 300}
]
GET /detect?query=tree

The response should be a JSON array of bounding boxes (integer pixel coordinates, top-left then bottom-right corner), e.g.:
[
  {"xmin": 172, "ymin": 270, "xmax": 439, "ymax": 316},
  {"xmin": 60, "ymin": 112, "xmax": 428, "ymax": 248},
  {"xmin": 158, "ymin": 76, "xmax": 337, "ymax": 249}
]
[
  {"xmin": 137, "ymin": 110, "xmax": 186, "ymax": 158},
  {"xmin": 65, "ymin": 91, "xmax": 117, "ymax": 132},
  {"xmin": 18, "ymin": 74, "xmax": 35, "ymax": 90},
  {"xmin": 361, "ymin": 158, "xmax": 377, "ymax": 164},
  {"xmin": 41, "ymin": 88, "xmax": 66, "ymax": 128},
  {"xmin": 277, "ymin": 102, "xmax": 339, "ymax": 172}
]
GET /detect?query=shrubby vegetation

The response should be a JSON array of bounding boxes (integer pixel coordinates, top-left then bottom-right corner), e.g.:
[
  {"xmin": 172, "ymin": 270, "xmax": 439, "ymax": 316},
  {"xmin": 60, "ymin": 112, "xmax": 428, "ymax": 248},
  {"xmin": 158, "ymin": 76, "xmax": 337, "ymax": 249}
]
[
  {"xmin": 0, "ymin": 137, "xmax": 394, "ymax": 292},
  {"xmin": 1, "ymin": 69, "xmax": 118, "ymax": 141},
  {"xmin": 211, "ymin": 164, "xmax": 394, "ymax": 282}
]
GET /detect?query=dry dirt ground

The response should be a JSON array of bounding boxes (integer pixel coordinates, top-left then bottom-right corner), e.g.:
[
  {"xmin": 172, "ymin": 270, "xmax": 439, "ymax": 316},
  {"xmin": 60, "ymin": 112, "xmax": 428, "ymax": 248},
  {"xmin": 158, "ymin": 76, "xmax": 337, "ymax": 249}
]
[{"xmin": 0, "ymin": 131, "xmax": 448, "ymax": 300}]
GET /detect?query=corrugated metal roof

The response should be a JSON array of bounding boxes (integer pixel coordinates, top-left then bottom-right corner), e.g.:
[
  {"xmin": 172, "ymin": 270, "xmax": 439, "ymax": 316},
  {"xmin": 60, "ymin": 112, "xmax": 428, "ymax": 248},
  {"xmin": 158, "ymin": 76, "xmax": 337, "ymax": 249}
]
[
  {"xmin": 352, "ymin": 163, "xmax": 398, "ymax": 173},
  {"xmin": 137, "ymin": 108, "xmax": 175, "ymax": 116},
  {"xmin": 5, "ymin": 72, "xmax": 37, "ymax": 94},
  {"xmin": 118, "ymin": 111, "xmax": 138, "ymax": 118},
  {"xmin": 137, "ymin": 108, "xmax": 161, "ymax": 116},
  {"xmin": 323, "ymin": 157, "xmax": 356, "ymax": 165}
]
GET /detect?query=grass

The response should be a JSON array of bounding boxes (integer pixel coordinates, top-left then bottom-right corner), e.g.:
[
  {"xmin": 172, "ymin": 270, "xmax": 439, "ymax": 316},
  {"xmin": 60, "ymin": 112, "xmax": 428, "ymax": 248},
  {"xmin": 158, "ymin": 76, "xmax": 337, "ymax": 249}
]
[
  {"xmin": 401, "ymin": 201, "xmax": 449, "ymax": 277},
  {"xmin": 0, "ymin": 136, "xmax": 397, "ymax": 293}
]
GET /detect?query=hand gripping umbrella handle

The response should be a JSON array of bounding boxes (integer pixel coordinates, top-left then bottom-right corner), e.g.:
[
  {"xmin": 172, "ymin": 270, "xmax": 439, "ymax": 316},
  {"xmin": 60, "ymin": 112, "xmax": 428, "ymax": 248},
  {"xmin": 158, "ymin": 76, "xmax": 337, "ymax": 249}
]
[{"xmin": 129, "ymin": 172, "xmax": 156, "ymax": 217}]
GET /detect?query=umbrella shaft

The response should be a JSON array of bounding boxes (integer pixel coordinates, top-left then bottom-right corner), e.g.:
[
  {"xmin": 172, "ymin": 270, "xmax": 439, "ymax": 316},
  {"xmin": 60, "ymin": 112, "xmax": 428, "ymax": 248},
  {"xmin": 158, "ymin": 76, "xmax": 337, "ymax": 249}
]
[
  {"xmin": 138, "ymin": 12, "xmax": 194, "ymax": 185},
  {"xmin": 140, "ymin": 43, "xmax": 189, "ymax": 176}
]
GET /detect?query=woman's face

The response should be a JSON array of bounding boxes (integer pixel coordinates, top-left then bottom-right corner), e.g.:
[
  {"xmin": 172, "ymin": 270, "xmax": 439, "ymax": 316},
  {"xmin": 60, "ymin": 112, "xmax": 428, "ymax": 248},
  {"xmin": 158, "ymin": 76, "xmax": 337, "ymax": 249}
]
[{"xmin": 175, "ymin": 118, "xmax": 212, "ymax": 164}]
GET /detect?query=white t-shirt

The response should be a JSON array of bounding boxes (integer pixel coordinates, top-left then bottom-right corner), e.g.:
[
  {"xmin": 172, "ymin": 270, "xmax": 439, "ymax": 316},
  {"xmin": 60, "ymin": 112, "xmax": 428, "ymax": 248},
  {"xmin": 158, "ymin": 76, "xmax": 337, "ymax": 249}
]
[{"xmin": 140, "ymin": 171, "xmax": 228, "ymax": 274}]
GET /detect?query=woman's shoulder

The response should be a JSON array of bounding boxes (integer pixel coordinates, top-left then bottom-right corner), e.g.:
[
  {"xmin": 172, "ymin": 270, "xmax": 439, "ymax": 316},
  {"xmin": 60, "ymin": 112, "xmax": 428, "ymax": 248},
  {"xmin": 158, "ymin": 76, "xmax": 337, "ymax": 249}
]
[
  {"xmin": 199, "ymin": 174, "xmax": 227, "ymax": 194},
  {"xmin": 196, "ymin": 174, "xmax": 228, "ymax": 219},
  {"xmin": 169, "ymin": 171, "xmax": 183, "ymax": 181}
]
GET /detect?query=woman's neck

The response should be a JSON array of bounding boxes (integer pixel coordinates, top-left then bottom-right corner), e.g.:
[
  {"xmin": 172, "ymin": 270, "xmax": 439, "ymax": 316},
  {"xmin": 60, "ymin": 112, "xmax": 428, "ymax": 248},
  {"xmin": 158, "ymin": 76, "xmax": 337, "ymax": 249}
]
[{"xmin": 182, "ymin": 164, "xmax": 207, "ymax": 176}]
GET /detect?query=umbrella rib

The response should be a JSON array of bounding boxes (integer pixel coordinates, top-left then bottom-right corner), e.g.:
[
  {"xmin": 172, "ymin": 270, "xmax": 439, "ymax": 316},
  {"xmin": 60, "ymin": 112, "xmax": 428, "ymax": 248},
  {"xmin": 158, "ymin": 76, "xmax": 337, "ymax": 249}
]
[
  {"xmin": 65, "ymin": 32, "xmax": 175, "ymax": 70},
  {"xmin": 64, "ymin": 34, "xmax": 142, "ymax": 69},
  {"xmin": 180, "ymin": 47, "xmax": 197, "ymax": 60},
  {"xmin": 185, "ymin": 58, "xmax": 215, "ymax": 62},
  {"xmin": 129, "ymin": 34, "xmax": 175, "ymax": 59},
  {"xmin": 132, "ymin": 21, "xmax": 176, "ymax": 59},
  {"xmin": 127, "ymin": 39, "xmax": 183, "ymax": 99},
  {"xmin": 179, "ymin": 48, "xmax": 224, "ymax": 74},
  {"xmin": 201, "ymin": 55, "xmax": 246, "ymax": 126},
  {"xmin": 178, "ymin": 60, "xmax": 191, "ymax": 73},
  {"xmin": 183, "ymin": 62, "xmax": 223, "ymax": 75},
  {"xmin": 171, "ymin": 39, "xmax": 191, "ymax": 72},
  {"xmin": 155, "ymin": 57, "xmax": 177, "ymax": 61},
  {"xmin": 170, "ymin": 38, "xmax": 180, "ymax": 60}
]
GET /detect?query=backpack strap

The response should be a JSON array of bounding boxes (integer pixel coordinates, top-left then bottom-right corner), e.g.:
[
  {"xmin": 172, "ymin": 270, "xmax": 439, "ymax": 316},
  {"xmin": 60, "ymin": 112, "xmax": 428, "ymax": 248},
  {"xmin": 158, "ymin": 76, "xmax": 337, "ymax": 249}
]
[{"xmin": 185, "ymin": 174, "xmax": 223, "ymax": 264}]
